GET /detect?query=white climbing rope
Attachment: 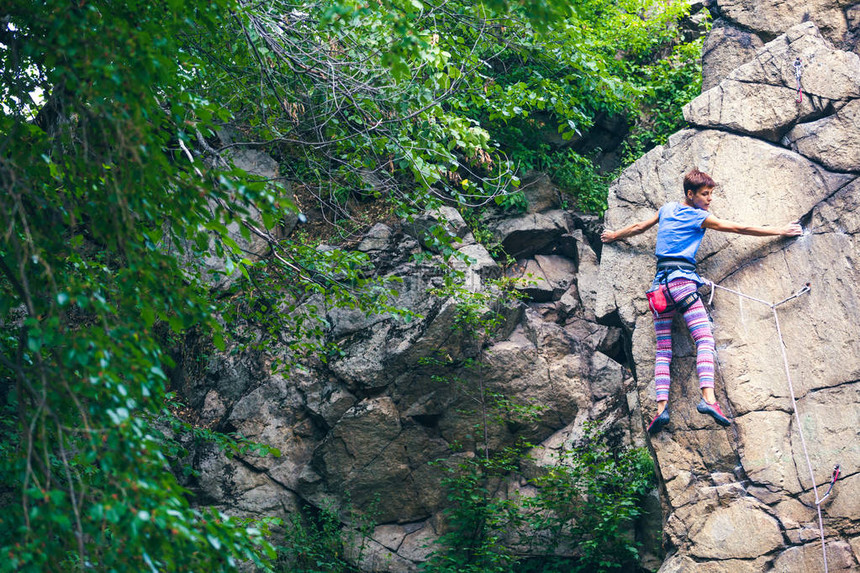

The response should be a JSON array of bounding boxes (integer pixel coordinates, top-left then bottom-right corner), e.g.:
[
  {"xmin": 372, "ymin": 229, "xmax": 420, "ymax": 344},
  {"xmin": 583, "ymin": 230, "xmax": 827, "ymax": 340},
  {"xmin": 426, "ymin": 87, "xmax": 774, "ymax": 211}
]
[{"xmin": 704, "ymin": 279, "xmax": 831, "ymax": 572}]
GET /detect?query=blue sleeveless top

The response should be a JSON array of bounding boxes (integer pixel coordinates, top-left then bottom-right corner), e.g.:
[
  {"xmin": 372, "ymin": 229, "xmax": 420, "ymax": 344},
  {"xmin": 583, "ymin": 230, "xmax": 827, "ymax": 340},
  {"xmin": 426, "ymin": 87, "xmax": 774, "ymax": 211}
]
[{"xmin": 653, "ymin": 202, "xmax": 709, "ymax": 286}]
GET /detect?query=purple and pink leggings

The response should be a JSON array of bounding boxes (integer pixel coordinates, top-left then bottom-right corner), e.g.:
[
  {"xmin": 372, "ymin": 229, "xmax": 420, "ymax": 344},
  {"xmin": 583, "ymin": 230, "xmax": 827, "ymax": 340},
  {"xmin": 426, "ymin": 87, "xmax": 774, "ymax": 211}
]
[{"xmin": 653, "ymin": 278, "xmax": 714, "ymax": 402}]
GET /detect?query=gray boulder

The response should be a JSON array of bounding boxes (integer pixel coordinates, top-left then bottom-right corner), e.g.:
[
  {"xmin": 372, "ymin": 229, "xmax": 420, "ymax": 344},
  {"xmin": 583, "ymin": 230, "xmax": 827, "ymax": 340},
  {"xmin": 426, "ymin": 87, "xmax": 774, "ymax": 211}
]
[
  {"xmin": 519, "ymin": 171, "xmax": 562, "ymax": 213},
  {"xmin": 357, "ymin": 223, "xmax": 393, "ymax": 252},
  {"xmin": 488, "ymin": 210, "xmax": 572, "ymax": 258},
  {"xmin": 684, "ymin": 23, "xmax": 860, "ymax": 141},
  {"xmin": 403, "ymin": 205, "xmax": 475, "ymax": 252},
  {"xmin": 784, "ymin": 98, "xmax": 860, "ymax": 171}
]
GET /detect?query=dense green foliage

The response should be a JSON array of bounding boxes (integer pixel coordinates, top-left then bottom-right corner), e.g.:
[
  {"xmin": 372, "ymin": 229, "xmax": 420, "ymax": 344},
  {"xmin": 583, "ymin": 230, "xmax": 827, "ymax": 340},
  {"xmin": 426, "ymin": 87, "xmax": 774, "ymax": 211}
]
[
  {"xmin": 1, "ymin": 0, "xmax": 697, "ymax": 570},
  {"xmin": 424, "ymin": 427, "xmax": 655, "ymax": 573},
  {"xmin": 180, "ymin": 0, "xmax": 702, "ymax": 218},
  {"xmin": 437, "ymin": 0, "xmax": 704, "ymax": 212},
  {"xmin": 0, "ymin": 1, "xmax": 289, "ymax": 570}
]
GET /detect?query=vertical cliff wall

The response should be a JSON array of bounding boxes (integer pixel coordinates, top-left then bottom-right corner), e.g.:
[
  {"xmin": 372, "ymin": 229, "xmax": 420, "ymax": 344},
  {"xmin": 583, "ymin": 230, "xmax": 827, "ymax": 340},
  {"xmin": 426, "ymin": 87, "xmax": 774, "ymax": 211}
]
[
  {"xmin": 598, "ymin": 21, "xmax": 860, "ymax": 572},
  {"xmin": 175, "ymin": 196, "xmax": 651, "ymax": 570}
]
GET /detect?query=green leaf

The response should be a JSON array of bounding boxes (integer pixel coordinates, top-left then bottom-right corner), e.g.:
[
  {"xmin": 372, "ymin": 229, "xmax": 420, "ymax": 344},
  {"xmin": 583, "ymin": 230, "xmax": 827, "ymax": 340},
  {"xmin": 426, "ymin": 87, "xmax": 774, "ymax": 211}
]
[
  {"xmin": 141, "ymin": 306, "xmax": 156, "ymax": 328},
  {"xmin": 213, "ymin": 332, "xmax": 226, "ymax": 351}
]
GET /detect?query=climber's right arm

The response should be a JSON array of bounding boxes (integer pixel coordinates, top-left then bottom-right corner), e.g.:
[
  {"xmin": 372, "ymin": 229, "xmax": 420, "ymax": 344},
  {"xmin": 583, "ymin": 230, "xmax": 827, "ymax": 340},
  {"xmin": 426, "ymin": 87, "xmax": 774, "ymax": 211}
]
[{"xmin": 601, "ymin": 211, "xmax": 659, "ymax": 243}]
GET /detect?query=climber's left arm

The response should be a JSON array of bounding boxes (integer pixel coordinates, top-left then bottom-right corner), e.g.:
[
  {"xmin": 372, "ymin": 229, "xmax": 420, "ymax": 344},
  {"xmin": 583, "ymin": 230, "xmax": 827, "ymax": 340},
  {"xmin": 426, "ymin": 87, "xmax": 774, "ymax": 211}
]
[{"xmin": 702, "ymin": 216, "xmax": 802, "ymax": 237}]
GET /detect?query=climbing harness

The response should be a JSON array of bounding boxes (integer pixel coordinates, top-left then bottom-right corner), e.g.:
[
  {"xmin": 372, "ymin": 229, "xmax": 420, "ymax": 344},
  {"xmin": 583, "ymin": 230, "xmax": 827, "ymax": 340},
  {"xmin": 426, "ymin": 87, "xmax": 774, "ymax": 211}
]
[
  {"xmin": 647, "ymin": 275, "xmax": 699, "ymax": 315},
  {"xmin": 648, "ymin": 259, "xmax": 701, "ymax": 315},
  {"xmin": 794, "ymin": 57, "xmax": 804, "ymax": 103},
  {"xmin": 704, "ymin": 279, "xmax": 839, "ymax": 573}
]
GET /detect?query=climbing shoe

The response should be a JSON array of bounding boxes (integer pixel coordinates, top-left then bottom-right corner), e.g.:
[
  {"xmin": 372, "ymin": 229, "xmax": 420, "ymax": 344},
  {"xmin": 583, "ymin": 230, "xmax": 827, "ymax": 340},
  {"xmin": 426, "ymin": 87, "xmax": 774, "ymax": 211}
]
[
  {"xmin": 697, "ymin": 398, "xmax": 731, "ymax": 427},
  {"xmin": 647, "ymin": 409, "xmax": 670, "ymax": 434}
]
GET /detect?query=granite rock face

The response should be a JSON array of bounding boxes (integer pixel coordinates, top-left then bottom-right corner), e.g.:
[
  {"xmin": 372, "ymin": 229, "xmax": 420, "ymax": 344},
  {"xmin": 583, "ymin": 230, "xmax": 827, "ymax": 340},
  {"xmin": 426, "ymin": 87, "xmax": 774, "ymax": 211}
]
[
  {"xmin": 599, "ymin": 21, "xmax": 860, "ymax": 573},
  {"xmin": 712, "ymin": 0, "xmax": 852, "ymax": 46},
  {"xmin": 784, "ymin": 97, "xmax": 860, "ymax": 171},
  {"xmin": 684, "ymin": 22, "xmax": 860, "ymax": 141},
  {"xmin": 702, "ymin": 19, "xmax": 764, "ymax": 91},
  {"xmin": 702, "ymin": 0, "xmax": 860, "ymax": 89},
  {"xmin": 176, "ymin": 196, "xmax": 648, "ymax": 570}
]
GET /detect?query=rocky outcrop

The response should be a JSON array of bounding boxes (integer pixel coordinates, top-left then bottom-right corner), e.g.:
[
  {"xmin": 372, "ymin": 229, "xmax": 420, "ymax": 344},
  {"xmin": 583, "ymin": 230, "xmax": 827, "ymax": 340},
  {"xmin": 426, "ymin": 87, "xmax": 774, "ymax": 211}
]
[
  {"xmin": 685, "ymin": 22, "xmax": 860, "ymax": 141},
  {"xmin": 702, "ymin": 0, "xmax": 860, "ymax": 89},
  {"xmin": 174, "ymin": 186, "xmax": 649, "ymax": 570},
  {"xmin": 600, "ymin": 22, "xmax": 860, "ymax": 573}
]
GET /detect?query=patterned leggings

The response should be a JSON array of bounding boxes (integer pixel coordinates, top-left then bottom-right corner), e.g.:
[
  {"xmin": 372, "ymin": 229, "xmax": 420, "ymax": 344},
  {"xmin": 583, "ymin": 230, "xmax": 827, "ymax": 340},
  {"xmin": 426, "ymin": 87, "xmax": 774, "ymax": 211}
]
[{"xmin": 653, "ymin": 278, "xmax": 714, "ymax": 401}]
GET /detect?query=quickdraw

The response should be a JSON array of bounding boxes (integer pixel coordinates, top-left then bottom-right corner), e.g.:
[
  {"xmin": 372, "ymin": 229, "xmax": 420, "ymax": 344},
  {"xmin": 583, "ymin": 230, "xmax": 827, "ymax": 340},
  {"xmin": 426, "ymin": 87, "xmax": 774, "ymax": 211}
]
[
  {"xmin": 817, "ymin": 464, "xmax": 841, "ymax": 505},
  {"xmin": 794, "ymin": 57, "xmax": 803, "ymax": 103}
]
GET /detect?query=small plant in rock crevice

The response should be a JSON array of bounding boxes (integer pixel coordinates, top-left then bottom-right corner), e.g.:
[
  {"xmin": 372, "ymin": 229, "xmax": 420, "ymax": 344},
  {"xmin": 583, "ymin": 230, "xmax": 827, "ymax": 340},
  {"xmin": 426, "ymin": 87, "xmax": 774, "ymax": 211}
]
[{"xmin": 275, "ymin": 499, "xmax": 378, "ymax": 573}]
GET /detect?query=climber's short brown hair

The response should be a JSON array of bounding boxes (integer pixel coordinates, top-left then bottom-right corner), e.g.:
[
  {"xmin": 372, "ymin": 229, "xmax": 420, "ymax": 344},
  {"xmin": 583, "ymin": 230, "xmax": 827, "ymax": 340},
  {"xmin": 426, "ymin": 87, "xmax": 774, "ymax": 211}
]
[{"xmin": 683, "ymin": 169, "xmax": 716, "ymax": 195}]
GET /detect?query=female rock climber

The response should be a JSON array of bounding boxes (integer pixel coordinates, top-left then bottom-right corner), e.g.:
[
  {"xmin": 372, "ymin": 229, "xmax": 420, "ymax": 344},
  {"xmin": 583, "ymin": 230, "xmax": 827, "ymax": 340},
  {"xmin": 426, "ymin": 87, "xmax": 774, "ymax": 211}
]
[{"xmin": 600, "ymin": 169, "xmax": 802, "ymax": 433}]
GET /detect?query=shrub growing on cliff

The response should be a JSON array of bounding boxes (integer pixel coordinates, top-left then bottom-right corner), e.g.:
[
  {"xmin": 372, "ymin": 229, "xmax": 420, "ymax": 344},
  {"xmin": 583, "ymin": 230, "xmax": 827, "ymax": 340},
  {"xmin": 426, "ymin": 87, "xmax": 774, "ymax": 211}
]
[
  {"xmin": 425, "ymin": 446, "xmax": 525, "ymax": 573},
  {"xmin": 275, "ymin": 501, "xmax": 376, "ymax": 573},
  {"xmin": 520, "ymin": 423, "xmax": 655, "ymax": 572},
  {"xmin": 425, "ymin": 425, "xmax": 654, "ymax": 573}
]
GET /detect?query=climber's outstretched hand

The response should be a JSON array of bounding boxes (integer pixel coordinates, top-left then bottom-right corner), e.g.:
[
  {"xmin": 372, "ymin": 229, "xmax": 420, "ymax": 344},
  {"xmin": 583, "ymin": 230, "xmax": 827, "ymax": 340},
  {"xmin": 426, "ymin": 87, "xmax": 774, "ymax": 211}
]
[{"xmin": 782, "ymin": 222, "xmax": 803, "ymax": 236}]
